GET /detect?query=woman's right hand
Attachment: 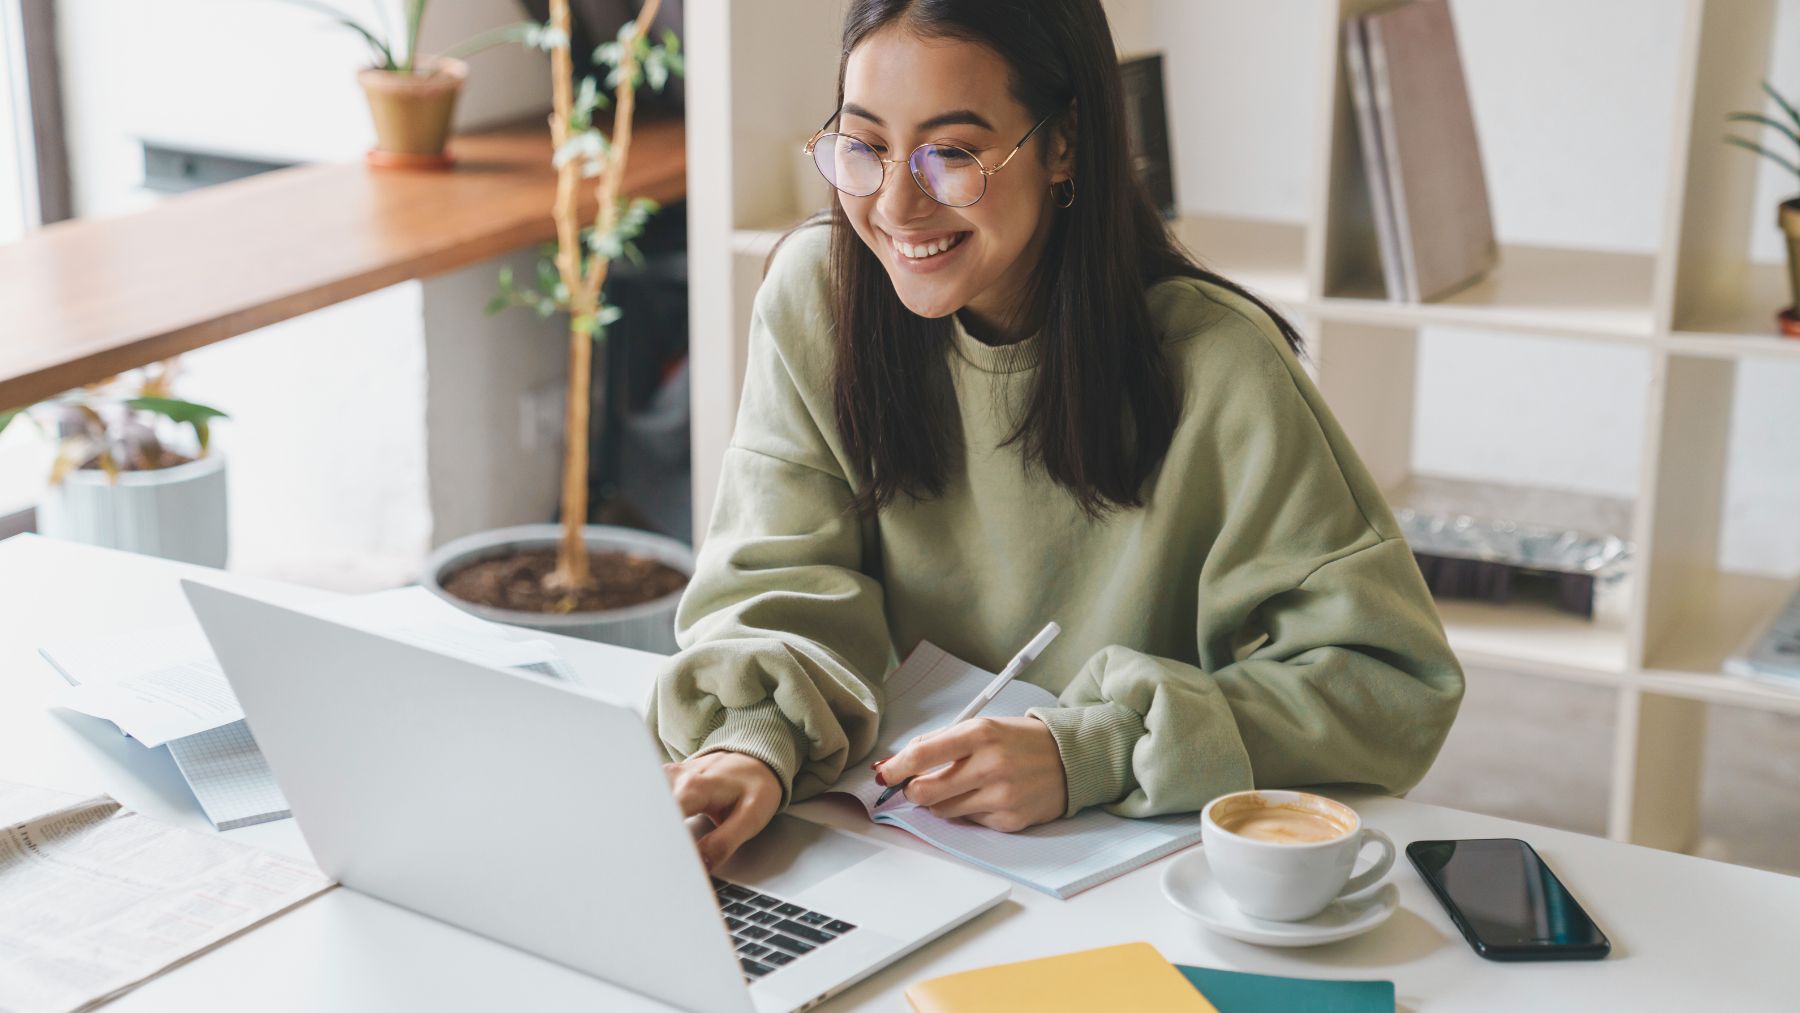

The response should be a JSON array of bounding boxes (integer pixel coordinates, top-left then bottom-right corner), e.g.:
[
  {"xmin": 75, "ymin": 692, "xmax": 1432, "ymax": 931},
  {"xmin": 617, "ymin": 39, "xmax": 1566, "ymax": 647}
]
[{"xmin": 663, "ymin": 751, "xmax": 782, "ymax": 870}]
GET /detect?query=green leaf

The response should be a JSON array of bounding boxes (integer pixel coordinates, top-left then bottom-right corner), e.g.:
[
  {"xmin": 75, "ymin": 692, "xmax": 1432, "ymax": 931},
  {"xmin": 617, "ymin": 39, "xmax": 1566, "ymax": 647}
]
[
  {"xmin": 126, "ymin": 397, "xmax": 228, "ymax": 424},
  {"xmin": 0, "ymin": 408, "xmax": 19, "ymax": 438},
  {"xmin": 1727, "ymin": 112, "xmax": 1800, "ymax": 153},
  {"xmin": 403, "ymin": 0, "xmax": 427, "ymax": 73},
  {"xmin": 1726, "ymin": 135, "xmax": 1800, "ymax": 179},
  {"xmin": 498, "ymin": 264, "xmax": 514, "ymax": 291},
  {"xmin": 441, "ymin": 21, "xmax": 538, "ymax": 61},
  {"xmin": 277, "ymin": 0, "xmax": 396, "ymax": 69},
  {"xmin": 661, "ymin": 29, "xmax": 680, "ymax": 55},
  {"xmin": 484, "ymin": 294, "xmax": 509, "ymax": 315},
  {"xmin": 126, "ymin": 397, "xmax": 226, "ymax": 456},
  {"xmin": 1763, "ymin": 80, "xmax": 1800, "ymax": 137},
  {"xmin": 571, "ymin": 314, "xmax": 598, "ymax": 336}
]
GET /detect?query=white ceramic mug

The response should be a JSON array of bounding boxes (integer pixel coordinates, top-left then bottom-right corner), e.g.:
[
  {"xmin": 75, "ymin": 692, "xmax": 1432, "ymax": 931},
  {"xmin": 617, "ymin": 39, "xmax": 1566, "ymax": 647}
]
[{"xmin": 1200, "ymin": 789, "xmax": 1395, "ymax": 922}]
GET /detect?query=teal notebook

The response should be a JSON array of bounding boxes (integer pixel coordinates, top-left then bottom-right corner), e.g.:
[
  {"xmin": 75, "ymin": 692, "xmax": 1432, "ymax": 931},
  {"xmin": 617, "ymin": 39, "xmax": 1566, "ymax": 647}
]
[{"xmin": 1177, "ymin": 965, "xmax": 1395, "ymax": 1012}]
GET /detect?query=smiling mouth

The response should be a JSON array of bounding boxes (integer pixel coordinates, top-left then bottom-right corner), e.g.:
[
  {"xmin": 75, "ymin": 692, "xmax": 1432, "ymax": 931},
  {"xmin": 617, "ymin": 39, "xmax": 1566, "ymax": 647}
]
[{"xmin": 888, "ymin": 231, "xmax": 970, "ymax": 260}]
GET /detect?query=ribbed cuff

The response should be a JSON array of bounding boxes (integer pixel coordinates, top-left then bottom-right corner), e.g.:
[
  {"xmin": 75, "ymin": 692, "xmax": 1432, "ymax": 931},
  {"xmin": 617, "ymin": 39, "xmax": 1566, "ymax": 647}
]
[
  {"xmin": 1028, "ymin": 703, "xmax": 1146, "ymax": 817},
  {"xmin": 693, "ymin": 699, "xmax": 805, "ymax": 808}
]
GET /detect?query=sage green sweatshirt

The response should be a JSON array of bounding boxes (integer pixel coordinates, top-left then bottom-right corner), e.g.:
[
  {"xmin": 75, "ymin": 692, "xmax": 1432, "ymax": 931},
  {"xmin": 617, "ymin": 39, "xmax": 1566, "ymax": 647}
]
[{"xmin": 648, "ymin": 224, "xmax": 1464, "ymax": 819}]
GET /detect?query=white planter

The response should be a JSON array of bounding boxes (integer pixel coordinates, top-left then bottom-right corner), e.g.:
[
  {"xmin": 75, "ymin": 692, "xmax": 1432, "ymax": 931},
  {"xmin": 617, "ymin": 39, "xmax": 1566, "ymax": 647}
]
[
  {"xmin": 36, "ymin": 453, "xmax": 229, "ymax": 567},
  {"xmin": 422, "ymin": 523, "xmax": 693, "ymax": 654}
]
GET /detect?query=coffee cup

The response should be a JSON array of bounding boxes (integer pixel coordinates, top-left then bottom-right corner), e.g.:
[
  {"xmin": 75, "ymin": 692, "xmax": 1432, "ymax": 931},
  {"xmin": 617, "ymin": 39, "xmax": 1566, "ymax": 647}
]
[{"xmin": 1199, "ymin": 790, "xmax": 1394, "ymax": 922}]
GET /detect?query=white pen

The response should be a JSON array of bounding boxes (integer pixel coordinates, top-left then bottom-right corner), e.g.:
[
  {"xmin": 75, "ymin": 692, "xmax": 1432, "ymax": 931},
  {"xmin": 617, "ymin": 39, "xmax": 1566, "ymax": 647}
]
[{"xmin": 875, "ymin": 621, "xmax": 1062, "ymax": 807}]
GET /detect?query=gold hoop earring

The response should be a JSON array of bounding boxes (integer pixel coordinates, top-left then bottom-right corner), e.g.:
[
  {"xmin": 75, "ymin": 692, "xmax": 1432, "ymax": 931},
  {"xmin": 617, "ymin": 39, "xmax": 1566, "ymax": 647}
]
[{"xmin": 1052, "ymin": 178, "xmax": 1076, "ymax": 209}]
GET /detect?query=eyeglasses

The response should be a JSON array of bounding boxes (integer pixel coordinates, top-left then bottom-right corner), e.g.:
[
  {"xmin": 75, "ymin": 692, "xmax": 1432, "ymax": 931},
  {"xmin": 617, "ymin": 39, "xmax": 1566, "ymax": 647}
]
[{"xmin": 803, "ymin": 112, "xmax": 1054, "ymax": 208}]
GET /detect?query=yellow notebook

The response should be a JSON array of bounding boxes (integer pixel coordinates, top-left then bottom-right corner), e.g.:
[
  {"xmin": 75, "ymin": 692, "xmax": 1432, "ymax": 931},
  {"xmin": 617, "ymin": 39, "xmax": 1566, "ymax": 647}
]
[{"xmin": 904, "ymin": 942, "xmax": 1220, "ymax": 1013}]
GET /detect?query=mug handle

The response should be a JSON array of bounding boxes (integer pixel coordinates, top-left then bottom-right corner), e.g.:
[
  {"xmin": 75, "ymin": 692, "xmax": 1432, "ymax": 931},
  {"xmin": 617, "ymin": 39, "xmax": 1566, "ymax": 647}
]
[{"xmin": 1339, "ymin": 828, "xmax": 1396, "ymax": 899}]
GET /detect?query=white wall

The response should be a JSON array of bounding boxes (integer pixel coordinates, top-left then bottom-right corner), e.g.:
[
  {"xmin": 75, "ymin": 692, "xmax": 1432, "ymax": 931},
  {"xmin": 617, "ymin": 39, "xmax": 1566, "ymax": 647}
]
[
  {"xmin": 1107, "ymin": 0, "xmax": 1800, "ymax": 578},
  {"xmin": 44, "ymin": 0, "xmax": 556, "ymax": 590}
]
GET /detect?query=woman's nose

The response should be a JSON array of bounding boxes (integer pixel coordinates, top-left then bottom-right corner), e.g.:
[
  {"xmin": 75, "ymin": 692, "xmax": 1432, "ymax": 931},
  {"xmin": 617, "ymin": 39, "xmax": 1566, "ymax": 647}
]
[{"xmin": 876, "ymin": 159, "xmax": 936, "ymax": 223}]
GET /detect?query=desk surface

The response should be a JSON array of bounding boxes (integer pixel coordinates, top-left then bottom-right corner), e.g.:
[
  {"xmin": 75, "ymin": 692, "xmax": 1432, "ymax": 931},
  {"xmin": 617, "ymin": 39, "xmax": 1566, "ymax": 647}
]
[
  {"xmin": 2, "ymin": 532, "xmax": 1795, "ymax": 1011},
  {"xmin": 0, "ymin": 117, "xmax": 687, "ymax": 412}
]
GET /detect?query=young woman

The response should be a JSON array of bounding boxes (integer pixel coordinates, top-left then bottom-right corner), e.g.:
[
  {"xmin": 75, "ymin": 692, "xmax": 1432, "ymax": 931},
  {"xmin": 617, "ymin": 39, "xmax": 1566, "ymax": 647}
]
[{"xmin": 651, "ymin": 0, "xmax": 1464, "ymax": 870}]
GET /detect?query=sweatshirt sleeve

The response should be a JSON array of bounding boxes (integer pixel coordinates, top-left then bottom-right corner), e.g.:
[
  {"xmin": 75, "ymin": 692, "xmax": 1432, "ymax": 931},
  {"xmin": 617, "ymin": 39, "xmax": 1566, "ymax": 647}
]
[
  {"xmin": 646, "ymin": 229, "xmax": 892, "ymax": 807},
  {"xmin": 1027, "ymin": 292, "xmax": 1465, "ymax": 818}
]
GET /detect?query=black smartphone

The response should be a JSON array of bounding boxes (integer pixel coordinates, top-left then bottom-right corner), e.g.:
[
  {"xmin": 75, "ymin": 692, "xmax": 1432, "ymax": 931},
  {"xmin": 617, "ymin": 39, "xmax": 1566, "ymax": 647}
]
[{"xmin": 1406, "ymin": 838, "xmax": 1610, "ymax": 961}]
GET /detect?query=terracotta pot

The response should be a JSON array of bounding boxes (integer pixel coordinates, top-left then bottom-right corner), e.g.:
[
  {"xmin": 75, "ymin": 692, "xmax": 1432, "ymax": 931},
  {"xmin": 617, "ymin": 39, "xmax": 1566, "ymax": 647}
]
[
  {"xmin": 357, "ymin": 56, "xmax": 467, "ymax": 167},
  {"xmin": 1782, "ymin": 197, "xmax": 1800, "ymax": 310}
]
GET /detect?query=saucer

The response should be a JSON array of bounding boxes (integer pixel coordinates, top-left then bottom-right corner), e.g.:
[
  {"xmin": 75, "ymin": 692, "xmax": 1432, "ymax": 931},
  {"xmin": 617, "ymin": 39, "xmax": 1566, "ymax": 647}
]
[{"xmin": 1160, "ymin": 849, "xmax": 1399, "ymax": 947}]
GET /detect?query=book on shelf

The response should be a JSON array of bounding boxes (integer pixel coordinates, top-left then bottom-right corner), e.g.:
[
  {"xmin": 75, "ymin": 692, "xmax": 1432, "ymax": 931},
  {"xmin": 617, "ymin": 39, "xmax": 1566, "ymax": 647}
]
[
  {"xmin": 1344, "ymin": 0, "xmax": 1497, "ymax": 303},
  {"xmin": 1724, "ymin": 584, "xmax": 1800, "ymax": 692}
]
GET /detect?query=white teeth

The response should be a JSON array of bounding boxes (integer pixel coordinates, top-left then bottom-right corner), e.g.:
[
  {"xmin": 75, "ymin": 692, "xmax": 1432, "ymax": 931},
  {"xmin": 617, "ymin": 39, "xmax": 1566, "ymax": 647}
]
[{"xmin": 893, "ymin": 233, "xmax": 963, "ymax": 259}]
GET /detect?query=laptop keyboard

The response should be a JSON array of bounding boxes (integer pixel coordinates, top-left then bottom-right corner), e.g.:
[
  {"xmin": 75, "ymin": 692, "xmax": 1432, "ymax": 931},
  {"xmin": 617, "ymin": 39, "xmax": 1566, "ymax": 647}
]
[{"xmin": 712, "ymin": 877, "xmax": 857, "ymax": 981}]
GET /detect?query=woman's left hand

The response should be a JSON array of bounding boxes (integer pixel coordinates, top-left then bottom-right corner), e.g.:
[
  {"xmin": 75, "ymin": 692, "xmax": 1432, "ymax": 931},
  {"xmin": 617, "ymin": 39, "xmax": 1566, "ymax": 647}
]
[{"xmin": 874, "ymin": 716, "xmax": 1067, "ymax": 832}]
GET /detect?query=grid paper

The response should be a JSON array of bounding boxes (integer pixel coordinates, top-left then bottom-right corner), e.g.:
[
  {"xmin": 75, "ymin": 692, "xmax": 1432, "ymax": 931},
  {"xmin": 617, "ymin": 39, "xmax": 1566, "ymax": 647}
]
[{"xmin": 165, "ymin": 720, "xmax": 290, "ymax": 831}]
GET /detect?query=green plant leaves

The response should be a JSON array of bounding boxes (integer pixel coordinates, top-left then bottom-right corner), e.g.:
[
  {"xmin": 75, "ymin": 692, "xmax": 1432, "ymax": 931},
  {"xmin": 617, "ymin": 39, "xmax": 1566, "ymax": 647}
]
[
  {"xmin": 126, "ymin": 397, "xmax": 228, "ymax": 455},
  {"xmin": 1725, "ymin": 136, "xmax": 1800, "ymax": 180},
  {"xmin": 277, "ymin": 0, "xmax": 397, "ymax": 70},
  {"xmin": 554, "ymin": 128, "xmax": 611, "ymax": 178},
  {"xmin": 593, "ymin": 22, "xmax": 685, "ymax": 93},
  {"xmin": 0, "ymin": 408, "xmax": 18, "ymax": 439},
  {"xmin": 1727, "ymin": 80, "xmax": 1800, "ymax": 184}
]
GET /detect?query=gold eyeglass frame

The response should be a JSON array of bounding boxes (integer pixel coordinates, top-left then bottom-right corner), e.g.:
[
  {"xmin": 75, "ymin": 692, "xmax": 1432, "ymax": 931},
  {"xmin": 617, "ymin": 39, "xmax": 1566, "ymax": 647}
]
[{"xmin": 803, "ymin": 111, "xmax": 1055, "ymax": 208}]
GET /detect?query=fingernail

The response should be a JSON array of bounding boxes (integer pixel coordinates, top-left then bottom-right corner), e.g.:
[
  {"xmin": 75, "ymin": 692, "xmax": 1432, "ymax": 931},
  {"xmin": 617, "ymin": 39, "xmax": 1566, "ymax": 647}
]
[{"xmin": 873, "ymin": 769, "xmax": 888, "ymax": 786}]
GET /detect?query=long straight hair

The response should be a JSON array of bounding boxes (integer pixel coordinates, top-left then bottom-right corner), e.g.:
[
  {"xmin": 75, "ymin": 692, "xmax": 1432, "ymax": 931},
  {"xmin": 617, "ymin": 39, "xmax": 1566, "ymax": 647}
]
[{"xmin": 817, "ymin": 0, "xmax": 1305, "ymax": 518}]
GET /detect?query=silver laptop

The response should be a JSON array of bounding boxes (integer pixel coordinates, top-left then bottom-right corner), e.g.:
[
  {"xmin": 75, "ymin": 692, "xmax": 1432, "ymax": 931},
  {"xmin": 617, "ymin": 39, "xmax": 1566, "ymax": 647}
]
[{"xmin": 182, "ymin": 580, "xmax": 1007, "ymax": 1013}]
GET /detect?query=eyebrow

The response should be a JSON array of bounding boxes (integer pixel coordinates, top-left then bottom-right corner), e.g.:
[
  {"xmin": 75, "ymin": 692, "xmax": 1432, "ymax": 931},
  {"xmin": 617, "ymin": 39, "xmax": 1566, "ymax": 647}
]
[{"xmin": 840, "ymin": 103, "xmax": 997, "ymax": 133}]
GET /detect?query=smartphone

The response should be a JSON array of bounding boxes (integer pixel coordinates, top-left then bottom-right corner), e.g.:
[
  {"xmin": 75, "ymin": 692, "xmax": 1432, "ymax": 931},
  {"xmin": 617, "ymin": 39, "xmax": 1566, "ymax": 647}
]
[{"xmin": 1406, "ymin": 838, "xmax": 1610, "ymax": 961}]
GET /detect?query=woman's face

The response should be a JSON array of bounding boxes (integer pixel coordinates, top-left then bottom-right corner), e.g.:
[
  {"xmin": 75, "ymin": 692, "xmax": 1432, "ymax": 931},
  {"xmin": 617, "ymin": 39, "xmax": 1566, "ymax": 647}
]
[{"xmin": 836, "ymin": 26, "xmax": 1070, "ymax": 333}]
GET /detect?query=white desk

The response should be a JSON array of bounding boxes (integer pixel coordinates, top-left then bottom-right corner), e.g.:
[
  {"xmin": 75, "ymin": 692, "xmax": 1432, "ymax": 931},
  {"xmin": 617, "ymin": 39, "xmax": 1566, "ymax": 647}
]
[{"xmin": 3, "ymin": 532, "xmax": 1795, "ymax": 1011}]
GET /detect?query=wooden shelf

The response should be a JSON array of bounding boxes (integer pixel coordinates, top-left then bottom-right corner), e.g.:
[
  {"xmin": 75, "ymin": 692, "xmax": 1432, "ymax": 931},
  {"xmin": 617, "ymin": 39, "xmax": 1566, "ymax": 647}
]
[
  {"xmin": 1635, "ymin": 570, "xmax": 1800, "ymax": 714},
  {"xmin": 1435, "ymin": 597, "xmax": 1631, "ymax": 684},
  {"xmin": 1170, "ymin": 214, "xmax": 1308, "ymax": 309},
  {"xmin": 0, "ymin": 116, "xmax": 687, "ymax": 412},
  {"xmin": 1666, "ymin": 262, "xmax": 1800, "ymax": 360},
  {"xmin": 1314, "ymin": 244, "xmax": 1660, "ymax": 342}
]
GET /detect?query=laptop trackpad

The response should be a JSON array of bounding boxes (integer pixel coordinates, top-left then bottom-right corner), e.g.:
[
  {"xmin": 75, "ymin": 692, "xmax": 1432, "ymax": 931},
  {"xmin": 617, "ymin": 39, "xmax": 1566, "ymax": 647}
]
[{"xmin": 719, "ymin": 815, "xmax": 879, "ymax": 896}]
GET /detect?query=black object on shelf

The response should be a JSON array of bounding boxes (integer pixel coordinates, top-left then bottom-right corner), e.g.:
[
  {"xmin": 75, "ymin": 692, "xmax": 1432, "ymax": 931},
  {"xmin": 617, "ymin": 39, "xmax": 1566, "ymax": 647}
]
[
  {"xmin": 1119, "ymin": 52, "xmax": 1176, "ymax": 220},
  {"xmin": 1392, "ymin": 476, "xmax": 1632, "ymax": 622},
  {"xmin": 1412, "ymin": 554, "xmax": 1599, "ymax": 619}
]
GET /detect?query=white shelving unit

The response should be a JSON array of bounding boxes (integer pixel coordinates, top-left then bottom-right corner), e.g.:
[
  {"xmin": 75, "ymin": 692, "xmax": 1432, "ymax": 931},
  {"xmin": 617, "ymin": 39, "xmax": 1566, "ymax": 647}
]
[{"xmin": 684, "ymin": 0, "xmax": 1800, "ymax": 852}]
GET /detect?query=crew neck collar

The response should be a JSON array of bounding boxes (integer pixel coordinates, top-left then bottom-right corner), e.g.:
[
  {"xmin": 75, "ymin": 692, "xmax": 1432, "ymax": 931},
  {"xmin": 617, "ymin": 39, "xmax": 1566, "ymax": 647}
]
[{"xmin": 949, "ymin": 311, "xmax": 1040, "ymax": 375}]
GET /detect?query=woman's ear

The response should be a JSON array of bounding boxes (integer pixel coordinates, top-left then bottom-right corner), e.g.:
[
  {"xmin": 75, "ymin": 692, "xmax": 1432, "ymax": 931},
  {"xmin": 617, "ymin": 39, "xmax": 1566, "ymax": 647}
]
[{"xmin": 1049, "ymin": 100, "xmax": 1078, "ymax": 182}]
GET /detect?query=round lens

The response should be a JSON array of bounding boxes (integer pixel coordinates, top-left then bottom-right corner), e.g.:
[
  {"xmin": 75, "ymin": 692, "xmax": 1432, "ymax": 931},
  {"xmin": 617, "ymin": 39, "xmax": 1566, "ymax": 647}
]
[
  {"xmin": 909, "ymin": 144, "xmax": 985, "ymax": 207},
  {"xmin": 812, "ymin": 134, "xmax": 884, "ymax": 197}
]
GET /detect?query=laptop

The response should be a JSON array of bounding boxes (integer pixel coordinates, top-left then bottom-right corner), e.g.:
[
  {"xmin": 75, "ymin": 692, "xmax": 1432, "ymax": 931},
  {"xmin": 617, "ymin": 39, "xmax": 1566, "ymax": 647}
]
[{"xmin": 181, "ymin": 580, "xmax": 1008, "ymax": 1013}]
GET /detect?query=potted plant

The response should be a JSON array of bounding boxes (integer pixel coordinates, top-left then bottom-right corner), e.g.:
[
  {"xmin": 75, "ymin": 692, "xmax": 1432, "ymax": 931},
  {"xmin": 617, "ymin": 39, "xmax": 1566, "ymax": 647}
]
[
  {"xmin": 1726, "ymin": 79, "xmax": 1800, "ymax": 337},
  {"xmin": 0, "ymin": 360, "xmax": 230, "ymax": 566},
  {"xmin": 422, "ymin": 0, "xmax": 692, "ymax": 653},
  {"xmin": 287, "ymin": 1, "xmax": 553, "ymax": 168}
]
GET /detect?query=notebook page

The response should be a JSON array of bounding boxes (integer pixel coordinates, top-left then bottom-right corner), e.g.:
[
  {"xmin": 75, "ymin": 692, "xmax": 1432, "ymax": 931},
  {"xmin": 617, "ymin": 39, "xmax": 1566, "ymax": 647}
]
[
  {"xmin": 826, "ymin": 641, "xmax": 1204, "ymax": 897},
  {"xmin": 831, "ymin": 641, "xmax": 1059, "ymax": 809},
  {"xmin": 877, "ymin": 805, "xmax": 1202, "ymax": 899}
]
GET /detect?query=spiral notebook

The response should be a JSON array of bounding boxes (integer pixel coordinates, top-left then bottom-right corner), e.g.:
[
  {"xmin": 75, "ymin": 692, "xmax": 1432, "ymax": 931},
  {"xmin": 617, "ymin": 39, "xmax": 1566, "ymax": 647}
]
[{"xmin": 823, "ymin": 641, "xmax": 1205, "ymax": 899}]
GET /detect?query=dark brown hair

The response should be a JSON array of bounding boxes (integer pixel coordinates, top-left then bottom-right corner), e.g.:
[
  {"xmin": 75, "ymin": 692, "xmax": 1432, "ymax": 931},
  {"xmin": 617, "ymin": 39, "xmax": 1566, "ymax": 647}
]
[{"xmin": 811, "ymin": 0, "xmax": 1305, "ymax": 518}]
